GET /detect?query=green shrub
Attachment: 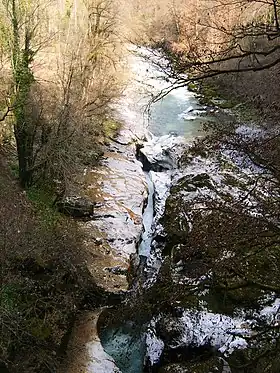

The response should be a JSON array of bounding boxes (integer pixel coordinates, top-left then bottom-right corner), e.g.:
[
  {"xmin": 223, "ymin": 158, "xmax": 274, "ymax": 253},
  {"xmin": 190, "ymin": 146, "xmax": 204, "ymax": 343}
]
[{"xmin": 26, "ymin": 186, "xmax": 61, "ymax": 227}]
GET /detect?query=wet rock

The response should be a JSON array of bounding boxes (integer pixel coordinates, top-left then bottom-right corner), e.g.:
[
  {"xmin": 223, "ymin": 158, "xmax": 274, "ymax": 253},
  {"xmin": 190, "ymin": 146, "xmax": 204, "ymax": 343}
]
[
  {"xmin": 148, "ymin": 310, "xmax": 240, "ymax": 372},
  {"xmin": 79, "ymin": 128, "xmax": 148, "ymax": 294},
  {"xmin": 140, "ymin": 134, "xmax": 187, "ymax": 171},
  {"xmin": 128, "ymin": 252, "xmax": 141, "ymax": 279},
  {"xmin": 57, "ymin": 196, "xmax": 94, "ymax": 218},
  {"xmin": 150, "ymin": 171, "xmax": 172, "ymax": 224},
  {"xmin": 161, "ymin": 197, "xmax": 190, "ymax": 254},
  {"xmin": 156, "ymin": 315, "xmax": 185, "ymax": 347},
  {"xmin": 59, "ymin": 310, "xmax": 121, "ymax": 373},
  {"xmin": 172, "ymin": 173, "xmax": 213, "ymax": 193},
  {"xmin": 161, "ymin": 172, "xmax": 215, "ymax": 257},
  {"xmin": 127, "ymin": 253, "xmax": 148, "ymax": 288},
  {"xmin": 83, "ymin": 150, "xmax": 148, "ymax": 258}
]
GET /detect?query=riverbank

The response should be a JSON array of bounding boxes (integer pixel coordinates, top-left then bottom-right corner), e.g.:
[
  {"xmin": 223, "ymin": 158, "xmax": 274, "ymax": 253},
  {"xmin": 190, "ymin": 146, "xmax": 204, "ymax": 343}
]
[
  {"xmin": 0, "ymin": 62, "xmax": 137, "ymax": 371},
  {"xmin": 0, "ymin": 109, "xmax": 146, "ymax": 372},
  {"xmin": 0, "ymin": 146, "xmax": 109, "ymax": 372}
]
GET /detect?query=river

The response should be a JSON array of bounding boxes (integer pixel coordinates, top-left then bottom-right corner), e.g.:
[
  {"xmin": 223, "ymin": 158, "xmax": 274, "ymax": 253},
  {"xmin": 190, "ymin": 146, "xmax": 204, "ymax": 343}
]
[
  {"xmin": 98, "ymin": 45, "xmax": 209, "ymax": 373},
  {"xmin": 59, "ymin": 44, "xmax": 280, "ymax": 373},
  {"xmin": 116, "ymin": 45, "xmax": 207, "ymax": 138}
]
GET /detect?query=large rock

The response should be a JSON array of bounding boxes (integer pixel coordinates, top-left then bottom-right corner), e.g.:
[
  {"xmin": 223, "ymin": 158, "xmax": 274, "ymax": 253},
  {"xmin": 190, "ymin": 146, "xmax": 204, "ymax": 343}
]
[
  {"xmin": 140, "ymin": 134, "xmax": 187, "ymax": 171},
  {"xmin": 59, "ymin": 310, "xmax": 121, "ymax": 373},
  {"xmin": 83, "ymin": 150, "xmax": 148, "ymax": 258},
  {"xmin": 150, "ymin": 171, "xmax": 172, "ymax": 224},
  {"xmin": 161, "ymin": 171, "xmax": 217, "ymax": 259},
  {"xmin": 57, "ymin": 196, "xmax": 94, "ymax": 217},
  {"xmin": 77, "ymin": 127, "xmax": 148, "ymax": 295},
  {"xmin": 146, "ymin": 309, "xmax": 247, "ymax": 372}
]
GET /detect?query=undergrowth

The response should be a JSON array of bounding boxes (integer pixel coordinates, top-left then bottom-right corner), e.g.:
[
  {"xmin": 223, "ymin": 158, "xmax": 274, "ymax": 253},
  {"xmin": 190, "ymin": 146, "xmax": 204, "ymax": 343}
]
[{"xmin": 0, "ymin": 150, "xmax": 103, "ymax": 373}]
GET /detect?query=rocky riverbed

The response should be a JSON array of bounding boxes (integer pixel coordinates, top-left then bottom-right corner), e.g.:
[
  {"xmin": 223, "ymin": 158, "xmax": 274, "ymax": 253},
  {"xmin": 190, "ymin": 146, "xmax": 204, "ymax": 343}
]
[{"xmin": 61, "ymin": 46, "xmax": 280, "ymax": 373}]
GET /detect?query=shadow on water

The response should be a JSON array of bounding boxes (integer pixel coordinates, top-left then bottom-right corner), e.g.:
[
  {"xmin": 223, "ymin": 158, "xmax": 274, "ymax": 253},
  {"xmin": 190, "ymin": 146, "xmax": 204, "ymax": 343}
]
[{"xmin": 98, "ymin": 308, "xmax": 148, "ymax": 373}]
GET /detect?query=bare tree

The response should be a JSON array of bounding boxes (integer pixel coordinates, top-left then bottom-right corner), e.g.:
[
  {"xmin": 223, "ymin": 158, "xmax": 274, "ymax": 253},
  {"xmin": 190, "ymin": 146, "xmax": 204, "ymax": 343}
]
[
  {"xmin": 139, "ymin": 0, "xmax": 280, "ymax": 101},
  {"xmin": 0, "ymin": 0, "xmax": 123, "ymax": 189}
]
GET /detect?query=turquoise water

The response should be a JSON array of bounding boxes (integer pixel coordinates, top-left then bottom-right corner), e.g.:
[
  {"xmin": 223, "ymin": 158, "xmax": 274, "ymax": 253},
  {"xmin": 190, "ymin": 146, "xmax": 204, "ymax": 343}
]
[
  {"xmin": 118, "ymin": 45, "xmax": 210, "ymax": 140},
  {"xmin": 149, "ymin": 92, "xmax": 207, "ymax": 137},
  {"xmin": 146, "ymin": 67, "xmax": 208, "ymax": 138},
  {"xmin": 101, "ymin": 324, "xmax": 146, "ymax": 373}
]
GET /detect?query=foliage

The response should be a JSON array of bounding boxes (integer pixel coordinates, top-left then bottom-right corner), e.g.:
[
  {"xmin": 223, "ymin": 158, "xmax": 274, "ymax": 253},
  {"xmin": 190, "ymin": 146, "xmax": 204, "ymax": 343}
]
[
  {"xmin": 132, "ymin": 0, "xmax": 280, "ymax": 109},
  {"xmin": 103, "ymin": 118, "xmax": 122, "ymax": 138},
  {"xmin": 26, "ymin": 186, "xmax": 61, "ymax": 228},
  {"xmin": 0, "ymin": 154, "xmax": 107, "ymax": 372},
  {"xmin": 0, "ymin": 0, "xmax": 124, "ymax": 190}
]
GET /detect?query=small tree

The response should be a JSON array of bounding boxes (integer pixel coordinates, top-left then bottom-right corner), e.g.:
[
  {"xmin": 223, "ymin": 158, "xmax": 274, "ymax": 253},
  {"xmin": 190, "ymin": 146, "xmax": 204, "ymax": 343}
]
[{"xmin": 0, "ymin": 0, "xmax": 40, "ymax": 186}]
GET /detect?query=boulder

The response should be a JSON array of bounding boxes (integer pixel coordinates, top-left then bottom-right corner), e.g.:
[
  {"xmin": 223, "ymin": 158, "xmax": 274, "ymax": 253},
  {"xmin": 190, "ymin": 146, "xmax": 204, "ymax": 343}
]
[
  {"xmin": 171, "ymin": 173, "xmax": 213, "ymax": 194},
  {"xmin": 140, "ymin": 134, "xmax": 186, "ymax": 171},
  {"xmin": 156, "ymin": 315, "xmax": 185, "ymax": 347},
  {"xmin": 161, "ymin": 172, "xmax": 214, "ymax": 255},
  {"xmin": 57, "ymin": 196, "xmax": 94, "ymax": 218}
]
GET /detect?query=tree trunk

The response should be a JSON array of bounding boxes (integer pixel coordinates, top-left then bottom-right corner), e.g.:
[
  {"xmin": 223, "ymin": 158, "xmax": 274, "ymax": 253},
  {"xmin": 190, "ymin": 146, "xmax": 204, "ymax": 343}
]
[
  {"xmin": 14, "ymin": 119, "xmax": 33, "ymax": 187},
  {"xmin": 10, "ymin": 0, "xmax": 35, "ymax": 188}
]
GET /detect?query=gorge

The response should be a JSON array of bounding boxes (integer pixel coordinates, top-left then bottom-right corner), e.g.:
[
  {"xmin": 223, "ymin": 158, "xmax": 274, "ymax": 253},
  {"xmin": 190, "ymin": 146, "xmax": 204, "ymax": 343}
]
[
  {"xmin": 1, "ymin": 1, "xmax": 280, "ymax": 372},
  {"xmin": 62, "ymin": 45, "xmax": 280, "ymax": 373}
]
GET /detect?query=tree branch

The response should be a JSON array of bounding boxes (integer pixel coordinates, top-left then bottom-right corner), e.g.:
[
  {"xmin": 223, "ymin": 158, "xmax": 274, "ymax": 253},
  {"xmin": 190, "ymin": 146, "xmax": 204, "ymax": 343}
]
[{"xmin": 0, "ymin": 107, "xmax": 12, "ymax": 121}]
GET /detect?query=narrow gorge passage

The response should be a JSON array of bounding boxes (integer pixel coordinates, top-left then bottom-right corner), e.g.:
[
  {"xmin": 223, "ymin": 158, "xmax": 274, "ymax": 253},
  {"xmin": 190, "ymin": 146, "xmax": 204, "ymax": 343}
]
[{"xmin": 98, "ymin": 46, "xmax": 209, "ymax": 373}]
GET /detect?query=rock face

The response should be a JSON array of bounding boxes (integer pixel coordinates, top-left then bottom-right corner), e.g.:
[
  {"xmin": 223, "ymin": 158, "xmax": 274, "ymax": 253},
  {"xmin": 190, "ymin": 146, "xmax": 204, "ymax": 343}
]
[
  {"xmin": 80, "ymin": 132, "xmax": 189, "ymax": 293},
  {"xmin": 147, "ymin": 130, "xmax": 280, "ymax": 373},
  {"xmin": 78, "ymin": 126, "xmax": 148, "ymax": 294},
  {"xmin": 59, "ymin": 311, "xmax": 121, "ymax": 373},
  {"xmin": 84, "ymin": 149, "xmax": 147, "ymax": 258},
  {"xmin": 162, "ymin": 172, "xmax": 214, "ymax": 256},
  {"xmin": 150, "ymin": 171, "xmax": 172, "ymax": 224}
]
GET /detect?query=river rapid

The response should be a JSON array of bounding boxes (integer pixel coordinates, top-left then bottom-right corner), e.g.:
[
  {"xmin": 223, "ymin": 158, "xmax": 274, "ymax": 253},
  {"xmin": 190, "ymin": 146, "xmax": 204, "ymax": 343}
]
[{"xmin": 98, "ymin": 46, "xmax": 209, "ymax": 373}]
